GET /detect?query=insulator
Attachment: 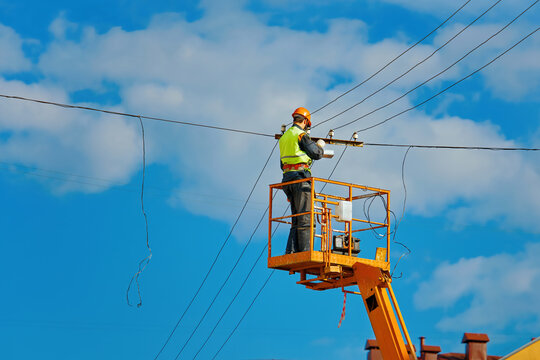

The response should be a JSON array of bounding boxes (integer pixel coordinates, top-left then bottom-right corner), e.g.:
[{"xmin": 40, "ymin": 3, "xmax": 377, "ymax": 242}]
[
  {"xmin": 281, "ymin": 124, "xmax": 287, "ymax": 133},
  {"xmin": 328, "ymin": 129, "xmax": 335, "ymax": 139},
  {"xmin": 352, "ymin": 132, "xmax": 358, "ymax": 140}
]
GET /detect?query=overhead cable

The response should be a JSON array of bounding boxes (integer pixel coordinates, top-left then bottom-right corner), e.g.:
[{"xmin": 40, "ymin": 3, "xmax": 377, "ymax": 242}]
[
  {"xmin": 190, "ymin": 206, "xmax": 287, "ymax": 360},
  {"xmin": 332, "ymin": 2, "xmax": 539, "ymax": 132},
  {"xmin": 0, "ymin": 161, "xmax": 266, "ymax": 208},
  {"xmin": 172, "ymin": 194, "xmax": 278, "ymax": 359},
  {"xmin": 210, "ymin": 270, "xmax": 275, "ymax": 360},
  {"xmin": 363, "ymin": 143, "xmax": 540, "ymax": 151},
  {"xmin": 152, "ymin": 142, "xmax": 278, "ymax": 360},
  {"xmin": 354, "ymin": 27, "xmax": 539, "ymax": 133},
  {"xmin": 315, "ymin": 0, "xmax": 504, "ymax": 129},
  {"xmin": 0, "ymin": 94, "xmax": 274, "ymax": 138},
  {"xmin": 310, "ymin": 0, "xmax": 472, "ymax": 116}
]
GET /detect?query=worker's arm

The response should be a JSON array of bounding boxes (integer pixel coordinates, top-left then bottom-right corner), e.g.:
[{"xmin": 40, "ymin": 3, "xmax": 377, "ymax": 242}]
[{"xmin": 299, "ymin": 133, "xmax": 324, "ymax": 160}]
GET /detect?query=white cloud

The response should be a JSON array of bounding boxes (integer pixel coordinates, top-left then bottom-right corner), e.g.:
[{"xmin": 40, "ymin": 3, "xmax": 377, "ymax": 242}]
[
  {"xmin": 49, "ymin": 12, "xmax": 78, "ymax": 40},
  {"xmin": 414, "ymin": 243, "xmax": 540, "ymax": 331},
  {"xmin": 0, "ymin": 5, "xmax": 538, "ymax": 231},
  {"xmin": 0, "ymin": 24, "xmax": 32, "ymax": 72},
  {"xmin": 122, "ymin": 83, "xmax": 184, "ymax": 116}
]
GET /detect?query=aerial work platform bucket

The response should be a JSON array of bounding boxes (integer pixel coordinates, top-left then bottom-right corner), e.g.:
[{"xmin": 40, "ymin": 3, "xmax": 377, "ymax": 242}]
[
  {"xmin": 268, "ymin": 177, "xmax": 418, "ymax": 360},
  {"xmin": 268, "ymin": 177, "xmax": 392, "ymax": 291}
]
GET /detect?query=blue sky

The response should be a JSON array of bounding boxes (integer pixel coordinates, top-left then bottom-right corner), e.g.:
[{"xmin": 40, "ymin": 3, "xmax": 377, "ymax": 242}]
[{"xmin": 1, "ymin": 0, "xmax": 539, "ymax": 359}]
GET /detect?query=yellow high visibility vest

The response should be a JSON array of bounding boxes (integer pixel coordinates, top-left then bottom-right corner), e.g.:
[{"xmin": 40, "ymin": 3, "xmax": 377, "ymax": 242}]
[{"xmin": 279, "ymin": 126, "xmax": 312, "ymax": 172}]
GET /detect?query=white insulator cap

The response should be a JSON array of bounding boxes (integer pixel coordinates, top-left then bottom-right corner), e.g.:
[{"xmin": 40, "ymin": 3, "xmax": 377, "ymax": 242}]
[
  {"xmin": 352, "ymin": 132, "xmax": 358, "ymax": 140},
  {"xmin": 328, "ymin": 129, "xmax": 335, "ymax": 138}
]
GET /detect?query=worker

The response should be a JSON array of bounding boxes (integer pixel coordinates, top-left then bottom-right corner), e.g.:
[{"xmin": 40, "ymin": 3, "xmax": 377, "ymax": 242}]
[{"xmin": 279, "ymin": 107, "xmax": 325, "ymax": 254}]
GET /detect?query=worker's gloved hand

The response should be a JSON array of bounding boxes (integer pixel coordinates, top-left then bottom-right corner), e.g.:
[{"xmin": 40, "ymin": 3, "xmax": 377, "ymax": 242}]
[{"xmin": 316, "ymin": 139, "xmax": 326, "ymax": 148}]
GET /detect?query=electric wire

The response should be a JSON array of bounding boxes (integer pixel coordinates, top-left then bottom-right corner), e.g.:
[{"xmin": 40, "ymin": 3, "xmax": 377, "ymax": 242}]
[
  {"xmin": 210, "ymin": 270, "xmax": 275, "ymax": 360},
  {"xmin": 0, "ymin": 160, "xmax": 129, "ymax": 184},
  {"xmin": 2, "ymin": 6, "xmax": 538, "ymax": 154},
  {"xmin": 363, "ymin": 143, "xmax": 540, "ymax": 151},
  {"xmin": 353, "ymin": 26, "xmax": 540, "ymax": 133},
  {"xmin": 363, "ymin": 194, "xmax": 389, "ymax": 239},
  {"xmin": 333, "ymin": 2, "xmax": 540, "ymax": 132},
  {"xmin": 0, "ymin": 161, "xmax": 268, "ymax": 207},
  {"xmin": 390, "ymin": 146, "xmax": 413, "ymax": 279},
  {"xmin": 192, "ymin": 206, "xmax": 288, "ymax": 360},
  {"xmin": 310, "ymin": 0, "xmax": 472, "ymax": 116},
  {"xmin": 0, "ymin": 94, "xmax": 274, "ymax": 138},
  {"xmin": 0, "ymin": 3, "xmax": 536, "ymax": 147},
  {"xmin": 172, "ymin": 193, "xmax": 278, "ymax": 360},
  {"xmin": 152, "ymin": 142, "xmax": 278, "ymax": 360},
  {"xmin": 315, "ymin": 0, "xmax": 504, "ymax": 129},
  {"xmin": 126, "ymin": 116, "xmax": 152, "ymax": 308}
]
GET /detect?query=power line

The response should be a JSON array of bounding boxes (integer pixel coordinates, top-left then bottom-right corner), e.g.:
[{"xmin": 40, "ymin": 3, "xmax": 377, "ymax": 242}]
[
  {"xmin": 190, "ymin": 205, "xmax": 284, "ymax": 360},
  {"xmin": 172, "ymin": 194, "xmax": 277, "ymax": 359},
  {"xmin": 364, "ymin": 143, "xmax": 540, "ymax": 151},
  {"xmin": 0, "ymin": 161, "xmax": 128, "ymax": 184},
  {"xmin": 207, "ymin": 206, "xmax": 288, "ymax": 360},
  {"xmin": 152, "ymin": 141, "xmax": 278, "ymax": 360},
  {"xmin": 0, "ymin": 162, "xmax": 267, "ymax": 208},
  {"xmin": 331, "ymin": 1, "xmax": 539, "ymax": 132},
  {"xmin": 210, "ymin": 270, "xmax": 275, "ymax": 360},
  {"xmin": 310, "ymin": 0, "xmax": 472, "ymax": 116},
  {"xmin": 315, "ymin": 0, "xmax": 504, "ymax": 129},
  {"xmin": 355, "ymin": 25, "xmax": 540, "ymax": 133},
  {"xmin": 0, "ymin": 94, "xmax": 274, "ymax": 138}
]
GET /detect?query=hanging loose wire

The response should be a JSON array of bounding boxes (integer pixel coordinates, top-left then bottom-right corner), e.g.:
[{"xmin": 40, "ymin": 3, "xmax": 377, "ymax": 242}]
[
  {"xmin": 126, "ymin": 116, "xmax": 152, "ymax": 307},
  {"xmin": 390, "ymin": 146, "xmax": 413, "ymax": 279},
  {"xmin": 310, "ymin": 0, "xmax": 472, "ymax": 116},
  {"xmin": 315, "ymin": 0, "xmax": 504, "ymax": 129},
  {"xmin": 153, "ymin": 141, "xmax": 278, "ymax": 360}
]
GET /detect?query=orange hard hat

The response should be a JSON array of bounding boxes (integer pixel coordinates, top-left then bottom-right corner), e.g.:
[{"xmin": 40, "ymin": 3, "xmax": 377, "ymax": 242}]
[{"xmin": 292, "ymin": 107, "xmax": 312, "ymax": 127}]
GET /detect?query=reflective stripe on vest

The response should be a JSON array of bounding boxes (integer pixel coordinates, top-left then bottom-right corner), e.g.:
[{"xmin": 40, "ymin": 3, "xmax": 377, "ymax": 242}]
[{"xmin": 279, "ymin": 126, "xmax": 312, "ymax": 170}]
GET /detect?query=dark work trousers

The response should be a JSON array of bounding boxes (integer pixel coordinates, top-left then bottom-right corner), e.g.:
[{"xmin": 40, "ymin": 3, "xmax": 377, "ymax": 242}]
[{"xmin": 282, "ymin": 171, "xmax": 313, "ymax": 254}]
